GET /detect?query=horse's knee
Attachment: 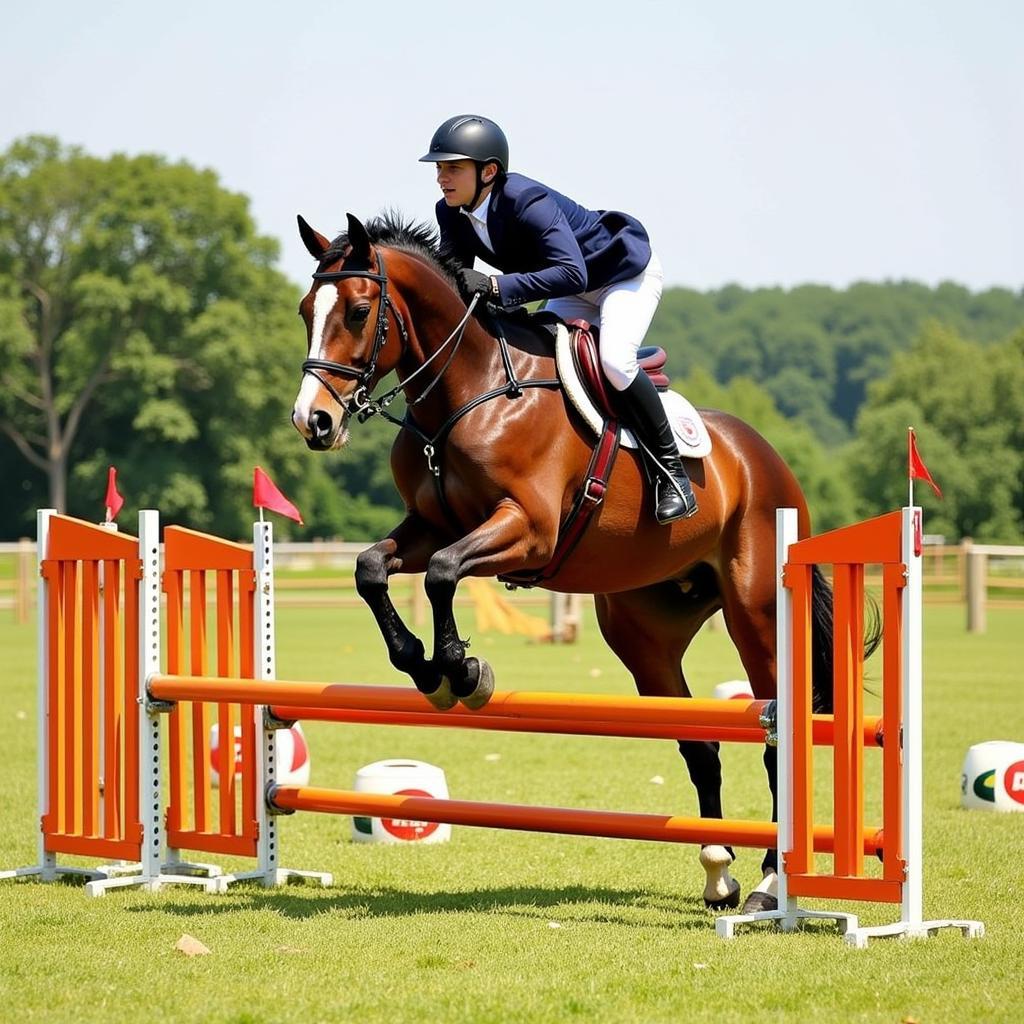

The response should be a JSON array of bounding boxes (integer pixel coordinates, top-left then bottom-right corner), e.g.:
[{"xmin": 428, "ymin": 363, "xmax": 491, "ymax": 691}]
[
  {"xmin": 355, "ymin": 547, "xmax": 388, "ymax": 598},
  {"xmin": 425, "ymin": 549, "xmax": 460, "ymax": 599}
]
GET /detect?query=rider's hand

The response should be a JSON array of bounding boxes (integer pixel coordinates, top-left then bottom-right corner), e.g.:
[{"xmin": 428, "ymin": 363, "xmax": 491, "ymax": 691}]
[{"xmin": 456, "ymin": 267, "xmax": 493, "ymax": 302}]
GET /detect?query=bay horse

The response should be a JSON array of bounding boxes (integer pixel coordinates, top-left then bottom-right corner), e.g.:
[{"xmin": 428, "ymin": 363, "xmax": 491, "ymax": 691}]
[{"xmin": 291, "ymin": 211, "xmax": 841, "ymax": 916}]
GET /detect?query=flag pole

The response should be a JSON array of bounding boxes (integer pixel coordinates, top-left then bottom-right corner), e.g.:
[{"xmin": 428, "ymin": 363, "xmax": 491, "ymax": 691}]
[{"xmin": 907, "ymin": 426, "xmax": 914, "ymax": 509}]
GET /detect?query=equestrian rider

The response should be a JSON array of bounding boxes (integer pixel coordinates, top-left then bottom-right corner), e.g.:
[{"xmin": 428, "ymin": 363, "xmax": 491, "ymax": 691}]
[{"xmin": 420, "ymin": 114, "xmax": 698, "ymax": 523}]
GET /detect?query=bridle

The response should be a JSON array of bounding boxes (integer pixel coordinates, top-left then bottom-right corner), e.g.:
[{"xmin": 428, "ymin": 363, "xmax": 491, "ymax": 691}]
[
  {"xmin": 299, "ymin": 247, "xmax": 486, "ymax": 427},
  {"xmin": 300, "ymin": 249, "xmax": 410, "ymax": 416}
]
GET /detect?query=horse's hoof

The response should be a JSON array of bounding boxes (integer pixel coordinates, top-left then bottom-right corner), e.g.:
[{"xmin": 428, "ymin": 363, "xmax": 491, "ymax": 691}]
[
  {"xmin": 458, "ymin": 657, "xmax": 495, "ymax": 710},
  {"xmin": 740, "ymin": 890, "xmax": 778, "ymax": 915},
  {"xmin": 422, "ymin": 677, "xmax": 458, "ymax": 711},
  {"xmin": 700, "ymin": 844, "xmax": 739, "ymax": 909},
  {"xmin": 741, "ymin": 870, "xmax": 779, "ymax": 914},
  {"xmin": 703, "ymin": 880, "xmax": 741, "ymax": 910}
]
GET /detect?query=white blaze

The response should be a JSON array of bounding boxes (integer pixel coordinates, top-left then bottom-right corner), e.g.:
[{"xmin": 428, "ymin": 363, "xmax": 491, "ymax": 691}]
[{"xmin": 293, "ymin": 284, "xmax": 339, "ymax": 427}]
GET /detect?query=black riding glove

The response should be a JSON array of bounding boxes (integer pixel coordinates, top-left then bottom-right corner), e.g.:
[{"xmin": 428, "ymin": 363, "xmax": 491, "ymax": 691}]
[{"xmin": 456, "ymin": 267, "xmax": 493, "ymax": 302}]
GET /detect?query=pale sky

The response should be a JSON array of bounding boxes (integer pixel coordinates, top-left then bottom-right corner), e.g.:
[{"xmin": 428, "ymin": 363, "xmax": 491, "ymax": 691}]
[{"xmin": 2, "ymin": 0, "xmax": 1021, "ymax": 292}]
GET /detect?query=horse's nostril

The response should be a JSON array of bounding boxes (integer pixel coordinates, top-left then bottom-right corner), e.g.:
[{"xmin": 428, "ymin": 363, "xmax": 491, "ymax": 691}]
[{"xmin": 309, "ymin": 409, "xmax": 333, "ymax": 441}]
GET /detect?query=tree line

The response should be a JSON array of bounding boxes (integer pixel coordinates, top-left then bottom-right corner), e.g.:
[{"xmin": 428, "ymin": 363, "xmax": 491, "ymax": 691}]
[{"xmin": 1, "ymin": 137, "xmax": 1021, "ymax": 543}]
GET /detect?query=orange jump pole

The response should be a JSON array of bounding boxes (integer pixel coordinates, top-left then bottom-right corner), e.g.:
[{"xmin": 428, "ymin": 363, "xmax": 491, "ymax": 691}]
[
  {"xmin": 148, "ymin": 675, "xmax": 882, "ymax": 746},
  {"xmin": 280, "ymin": 703, "xmax": 883, "ymax": 748},
  {"xmin": 270, "ymin": 785, "xmax": 885, "ymax": 855}
]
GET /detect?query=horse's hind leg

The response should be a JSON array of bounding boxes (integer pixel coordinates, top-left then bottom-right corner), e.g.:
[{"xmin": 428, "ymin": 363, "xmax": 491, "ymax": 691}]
[
  {"xmin": 718, "ymin": 534, "xmax": 784, "ymax": 915},
  {"xmin": 595, "ymin": 576, "xmax": 741, "ymax": 910}
]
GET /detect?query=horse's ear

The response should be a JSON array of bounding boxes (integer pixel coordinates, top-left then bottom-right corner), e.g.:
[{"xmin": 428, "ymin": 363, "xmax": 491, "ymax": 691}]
[
  {"xmin": 297, "ymin": 214, "xmax": 330, "ymax": 259},
  {"xmin": 346, "ymin": 213, "xmax": 371, "ymax": 262}
]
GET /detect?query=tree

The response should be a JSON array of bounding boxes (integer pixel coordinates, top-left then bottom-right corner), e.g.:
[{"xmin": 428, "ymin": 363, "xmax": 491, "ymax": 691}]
[
  {"xmin": 0, "ymin": 136, "xmax": 340, "ymax": 537},
  {"xmin": 671, "ymin": 367, "xmax": 857, "ymax": 531},
  {"xmin": 843, "ymin": 325, "xmax": 1024, "ymax": 541}
]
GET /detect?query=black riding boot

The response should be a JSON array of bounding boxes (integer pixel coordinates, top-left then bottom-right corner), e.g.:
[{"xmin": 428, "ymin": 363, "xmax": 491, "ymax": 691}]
[{"xmin": 617, "ymin": 373, "xmax": 698, "ymax": 523}]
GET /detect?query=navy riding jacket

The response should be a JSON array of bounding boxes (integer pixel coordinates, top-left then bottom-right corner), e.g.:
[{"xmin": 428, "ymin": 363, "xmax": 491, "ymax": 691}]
[{"xmin": 435, "ymin": 172, "xmax": 652, "ymax": 307}]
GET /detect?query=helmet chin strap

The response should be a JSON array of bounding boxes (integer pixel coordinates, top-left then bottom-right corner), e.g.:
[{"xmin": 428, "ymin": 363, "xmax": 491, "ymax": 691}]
[{"xmin": 462, "ymin": 163, "xmax": 495, "ymax": 212}]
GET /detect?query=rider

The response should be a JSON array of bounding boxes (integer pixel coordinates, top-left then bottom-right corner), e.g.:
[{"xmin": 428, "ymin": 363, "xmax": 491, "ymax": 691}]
[{"xmin": 419, "ymin": 114, "xmax": 698, "ymax": 524}]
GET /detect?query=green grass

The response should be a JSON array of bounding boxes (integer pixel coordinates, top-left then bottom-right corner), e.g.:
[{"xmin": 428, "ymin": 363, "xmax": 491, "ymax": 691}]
[{"xmin": 0, "ymin": 602, "xmax": 1021, "ymax": 1023}]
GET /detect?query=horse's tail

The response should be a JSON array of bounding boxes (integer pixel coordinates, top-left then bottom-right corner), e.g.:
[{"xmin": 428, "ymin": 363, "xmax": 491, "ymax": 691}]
[{"xmin": 809, "ymin": 565, "xmax": 883, "ymax": 714}]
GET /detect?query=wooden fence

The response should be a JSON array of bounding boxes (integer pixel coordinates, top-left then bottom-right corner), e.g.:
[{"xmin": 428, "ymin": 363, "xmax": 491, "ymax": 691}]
[{"xmin": 0, "ymin": 536, "xmax": 1020, "ymax": 633}]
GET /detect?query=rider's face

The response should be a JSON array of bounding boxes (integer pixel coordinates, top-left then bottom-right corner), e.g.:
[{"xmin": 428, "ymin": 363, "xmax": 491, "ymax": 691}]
[
  {"xmin": 435, "ymin": 160, "xmax": 477, "ymax": 207},
  {"xmin": 435, "ymin": 160, "xmax": 496, "ymax": 209}
]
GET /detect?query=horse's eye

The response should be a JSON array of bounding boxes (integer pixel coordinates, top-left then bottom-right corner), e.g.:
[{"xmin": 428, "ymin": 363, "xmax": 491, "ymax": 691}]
[{"xmin": 350, "ymin": 305, "xmax": 371, "ymax": 323}]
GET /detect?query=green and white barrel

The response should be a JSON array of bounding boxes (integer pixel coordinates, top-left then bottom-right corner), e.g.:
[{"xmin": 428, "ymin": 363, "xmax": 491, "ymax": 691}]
[{"xmin": 961, "ymin": 741, "xmax": 1024, "ymax": 812}]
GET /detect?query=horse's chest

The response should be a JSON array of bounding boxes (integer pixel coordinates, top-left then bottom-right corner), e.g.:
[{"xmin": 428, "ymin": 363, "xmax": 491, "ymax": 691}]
[{"xmin": 411, "ymin": 460, "xmax": 496, "ymax": 531}]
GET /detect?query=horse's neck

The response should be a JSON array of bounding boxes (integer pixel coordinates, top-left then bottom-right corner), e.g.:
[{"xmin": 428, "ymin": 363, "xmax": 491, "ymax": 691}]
[{"xmin": 396, "ymin": 283, "xmax": 517, "ymax": 421}]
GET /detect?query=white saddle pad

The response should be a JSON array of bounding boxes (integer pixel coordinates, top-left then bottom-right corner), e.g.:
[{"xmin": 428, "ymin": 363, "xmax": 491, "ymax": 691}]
[{"xmin": 554, "ymin": 324, "xmax": 713, "ymax": 458}]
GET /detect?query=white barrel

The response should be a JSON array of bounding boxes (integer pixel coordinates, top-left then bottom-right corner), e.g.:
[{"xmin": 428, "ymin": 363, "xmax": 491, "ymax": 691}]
[
  {"xmin": 961, "ymin": 741, "xmax": 1024, "ymax": 812},
  {"xmin": 712, "ymin": 680, "xmax": 754, "ymax": 701},
  {"xmin": 210, "ymin": 722, "xmax": 311, "ymax": 788},
  {"xmin": 351, "ymin": 759, "xmax": 451, "ymax": 844}
]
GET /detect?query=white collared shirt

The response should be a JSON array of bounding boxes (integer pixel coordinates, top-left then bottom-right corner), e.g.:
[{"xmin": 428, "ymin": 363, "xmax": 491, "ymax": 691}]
[{"xmin": 461, "ymin": 191, "xmax": 494, "ymax": 253}]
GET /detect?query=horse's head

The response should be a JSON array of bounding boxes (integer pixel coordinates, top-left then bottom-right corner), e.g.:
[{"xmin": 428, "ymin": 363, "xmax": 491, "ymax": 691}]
[{"xmin": 292, "ymin": 213, "xmax": 405, "ymax": 450}]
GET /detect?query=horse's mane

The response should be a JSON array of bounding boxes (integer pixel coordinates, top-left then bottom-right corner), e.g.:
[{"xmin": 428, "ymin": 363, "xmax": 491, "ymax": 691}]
[{"xmin": 321, "ymin": 209, "xmax": 461, "ymax": 288}]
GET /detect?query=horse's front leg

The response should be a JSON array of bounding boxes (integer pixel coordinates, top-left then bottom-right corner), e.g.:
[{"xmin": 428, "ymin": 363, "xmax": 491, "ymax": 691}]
[
  {"xmin": 354, "ymin": 514, "xmax": 447, "ymax": 704},
  {"xmin": 424, "ymin": 501, "xmax": 551, "ymax": 710}
]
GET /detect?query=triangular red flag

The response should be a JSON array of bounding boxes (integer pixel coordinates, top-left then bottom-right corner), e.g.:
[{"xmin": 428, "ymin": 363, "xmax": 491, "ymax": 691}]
[
  {"xmin": 908, "ymin": 429, "xmax": 942, "ymax": 498},
  {"xmin": 104, "ymin": 466, "xmax": 125, "ymax": 522},
  {"xmin": 253, "ymin": 467, "xmax": 304, "ymax": 524}
]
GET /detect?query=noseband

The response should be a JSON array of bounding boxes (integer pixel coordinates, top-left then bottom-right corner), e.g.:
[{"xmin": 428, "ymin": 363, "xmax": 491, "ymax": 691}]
[{"xmin": 301, "ymin": 249, "xmax": 409, "ymax": 413}]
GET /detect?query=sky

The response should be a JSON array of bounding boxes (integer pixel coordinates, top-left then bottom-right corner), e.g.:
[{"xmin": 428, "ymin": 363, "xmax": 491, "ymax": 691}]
[{"xmin": 2, "ymin": 0, "xmax": 1021, "ymax": 292}]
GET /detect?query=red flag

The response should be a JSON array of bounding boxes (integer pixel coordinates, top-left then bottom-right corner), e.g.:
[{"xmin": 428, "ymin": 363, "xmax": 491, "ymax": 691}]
[
  {"xmin": 253, "ymin": 467, "xmax": 304, "ymax": 524},
  {"xmin": 908, "ymin": 428, "xmax": 942, "ymax": 498},
  {"xmin": 104, "ymin": 466, "xmax": 125, "ymax": 522}
]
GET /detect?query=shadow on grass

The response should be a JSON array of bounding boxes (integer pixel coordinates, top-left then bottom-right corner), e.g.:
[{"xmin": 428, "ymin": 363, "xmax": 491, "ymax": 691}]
[{"xmin": 124, "ymin": 881, "xmax": 718, "ymax": 930}]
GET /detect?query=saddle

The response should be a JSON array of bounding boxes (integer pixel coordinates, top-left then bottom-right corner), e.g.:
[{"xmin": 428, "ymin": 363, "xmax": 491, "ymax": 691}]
[
  {"xmin": 484, "ymin": 306, "xmax": 711, "ymax": 457},
  {"xmin": 564, "ymin": 318, "xmax": 671, "ymax": 417}
]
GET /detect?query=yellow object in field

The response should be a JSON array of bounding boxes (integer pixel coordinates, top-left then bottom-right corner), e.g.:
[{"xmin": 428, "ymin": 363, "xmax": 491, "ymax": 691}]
[{"xmin": 466, "ymin": 578, "xmax": 551, "ymax": 639}]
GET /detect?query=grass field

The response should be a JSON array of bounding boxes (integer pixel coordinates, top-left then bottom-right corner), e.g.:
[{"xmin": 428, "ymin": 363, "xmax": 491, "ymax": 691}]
[{"xmin": 0, "ymin": 599, "xmax": 1021, "ymax": 1023}]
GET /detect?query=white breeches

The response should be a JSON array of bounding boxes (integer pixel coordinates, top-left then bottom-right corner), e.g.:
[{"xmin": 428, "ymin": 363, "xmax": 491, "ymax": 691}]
[{"xmin": 544, "ymin": 251, "xmax": 664, "ymax": 391}]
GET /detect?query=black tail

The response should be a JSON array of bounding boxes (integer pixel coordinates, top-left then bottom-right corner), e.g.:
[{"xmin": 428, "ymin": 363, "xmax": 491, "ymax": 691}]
[{"xmin": 809, "ymin": 565, "xmax": 882, "ymax": 714}]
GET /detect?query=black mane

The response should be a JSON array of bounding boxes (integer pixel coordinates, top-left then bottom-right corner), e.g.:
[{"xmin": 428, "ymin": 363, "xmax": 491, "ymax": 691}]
[{"xmin": 320, "ymin": 209, "xmax": 460, "ymax": 286}]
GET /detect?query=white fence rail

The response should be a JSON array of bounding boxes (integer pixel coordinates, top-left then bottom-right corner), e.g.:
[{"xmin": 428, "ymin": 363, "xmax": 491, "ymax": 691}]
[{"xmin": 2, "ymin": 536, "xmax": 1022, "ymax": 634}]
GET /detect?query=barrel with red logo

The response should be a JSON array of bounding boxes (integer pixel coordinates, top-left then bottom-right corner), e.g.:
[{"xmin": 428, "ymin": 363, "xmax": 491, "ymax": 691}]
[
  {"xmin": 351, "ymin": 759, "xmax": 452, "ymax": 843},
  {"xmin": 961, "ymin": 741, "xmax": 1024, "ymax": 812}
]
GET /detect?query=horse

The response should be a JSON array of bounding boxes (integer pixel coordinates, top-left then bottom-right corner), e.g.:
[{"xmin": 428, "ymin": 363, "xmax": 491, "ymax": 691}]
[{"xmin": 291, "ymin": 210, "xmax": 841, "ymax": 916}]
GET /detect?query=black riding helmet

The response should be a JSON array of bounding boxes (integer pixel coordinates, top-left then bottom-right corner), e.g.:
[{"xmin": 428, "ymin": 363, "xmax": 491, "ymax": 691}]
[{"xmin": 419, "ymin": 115, "xmax": 509, "ymax": 171}]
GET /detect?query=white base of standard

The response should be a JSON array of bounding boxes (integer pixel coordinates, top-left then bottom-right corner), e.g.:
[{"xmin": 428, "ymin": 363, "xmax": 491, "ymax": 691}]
[{"xmin": 716, "ymin": 908, "xmax": 985, "ymax": 948}]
